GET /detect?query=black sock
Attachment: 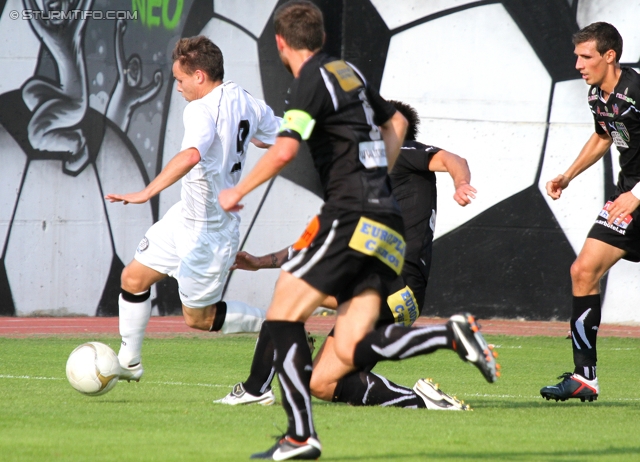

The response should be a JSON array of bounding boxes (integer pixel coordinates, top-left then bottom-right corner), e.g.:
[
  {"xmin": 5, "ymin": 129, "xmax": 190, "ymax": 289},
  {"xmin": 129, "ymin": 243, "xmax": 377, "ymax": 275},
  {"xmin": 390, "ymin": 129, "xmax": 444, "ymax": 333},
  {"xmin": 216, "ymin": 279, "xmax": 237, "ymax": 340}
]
[
  {"xmin": 209, "ymin": 301, "xmax": 227, "ymax": 332},
  {"xmin": 243, "ymin": 323, "xmax": 276, "ymax": 396},
  {"xmin": 265, "ymin": 320, "xmax": 316, "ymax": 441},
  {"xmin": 353, "ymin": 323, "xmax": 453, "ymax": 369},
  {"xmin": 333, "ymin": 370, "xmax": 425, "ymax": 408},
  {"xmin": 571, "ymin": 294, "xmax": 601, "ymax": 380}
]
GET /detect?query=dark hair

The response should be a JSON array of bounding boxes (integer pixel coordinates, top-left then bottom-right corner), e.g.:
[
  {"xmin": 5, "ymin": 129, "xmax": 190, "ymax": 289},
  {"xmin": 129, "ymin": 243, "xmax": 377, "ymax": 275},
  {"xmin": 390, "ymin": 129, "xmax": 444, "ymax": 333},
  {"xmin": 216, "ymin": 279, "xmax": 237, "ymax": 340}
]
[
  {"xmin": 388, "ymin": 100, "xmax": 420, "ymax": 141},
  {"xmin": 274, "ymin": 1, "xmax": 324, "ymax": 51},
  {"xmin": 172, "ymin": 36, "xmax": 224, "ymax": 81},
  {"xmin": 572, "ymin": 22, "xmax": 623, "ymax": 63}
]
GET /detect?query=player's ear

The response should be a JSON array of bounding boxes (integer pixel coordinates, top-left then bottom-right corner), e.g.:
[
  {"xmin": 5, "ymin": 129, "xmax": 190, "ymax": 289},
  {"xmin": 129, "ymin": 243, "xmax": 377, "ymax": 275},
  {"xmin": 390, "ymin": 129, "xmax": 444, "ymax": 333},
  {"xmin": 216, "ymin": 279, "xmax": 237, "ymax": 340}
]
[
  {"xmin": 275, "ymin": 34, "xmax": 286, "ymax": 52},
  {"xmin": 605, "ymin": 49, "xmax": 617, "ymax": 64}
]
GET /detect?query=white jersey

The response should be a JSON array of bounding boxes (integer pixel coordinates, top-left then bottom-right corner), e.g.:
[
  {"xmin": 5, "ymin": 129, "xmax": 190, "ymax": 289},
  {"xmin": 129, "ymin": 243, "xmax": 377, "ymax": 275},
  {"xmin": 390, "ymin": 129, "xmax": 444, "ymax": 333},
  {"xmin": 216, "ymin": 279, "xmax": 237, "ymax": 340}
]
[{"xmin": 179, "ymin": 81, "xmax": 280, "ymax": 232}]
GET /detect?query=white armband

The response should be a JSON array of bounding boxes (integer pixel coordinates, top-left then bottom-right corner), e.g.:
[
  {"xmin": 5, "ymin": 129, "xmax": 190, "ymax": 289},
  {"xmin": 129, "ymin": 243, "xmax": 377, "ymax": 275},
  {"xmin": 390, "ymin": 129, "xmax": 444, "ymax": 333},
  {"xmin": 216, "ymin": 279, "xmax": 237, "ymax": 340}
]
[{"xmin": 632, "ymin": 182, "xmax": 640, "ymax": 200}]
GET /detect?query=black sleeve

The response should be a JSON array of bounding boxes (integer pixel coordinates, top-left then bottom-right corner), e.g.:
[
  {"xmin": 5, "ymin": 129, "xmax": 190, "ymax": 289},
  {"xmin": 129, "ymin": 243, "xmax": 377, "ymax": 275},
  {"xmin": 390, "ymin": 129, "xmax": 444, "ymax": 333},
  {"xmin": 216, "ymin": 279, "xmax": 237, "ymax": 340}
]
[
  {"xmin": 365, "ymin": 84, "xmax": 397, "ymax": 127},
  {"xmin": 397, "ymin": 143, "xmax": 442, "ymax": 173},
  {"xmin": 593, "ymin": 116, "xmax": 606, "ymax": 135},
  {"xmin": 278, "ymin": 68, "xmax": 334, "ymax": 141}
]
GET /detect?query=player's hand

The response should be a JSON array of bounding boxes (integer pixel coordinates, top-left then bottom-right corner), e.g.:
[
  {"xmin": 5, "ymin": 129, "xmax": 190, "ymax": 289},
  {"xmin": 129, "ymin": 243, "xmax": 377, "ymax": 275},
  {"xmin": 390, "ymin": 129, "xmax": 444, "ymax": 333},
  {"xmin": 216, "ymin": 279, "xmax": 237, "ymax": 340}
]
[
  {"xmin": 453, "ymin": 183, "xmax": 477, "ymax": 206},
  {"xmin": 231, "ymin": 251, "xmax": 262, "ymax": 271},
  {"xmin": 104, "ymin": 191, "xmax": 149, "ymax": 204},
  {"xmin": 606, "ymin": 191, "xmax": 640, "ymax": 225},
  {"xmin": 218, "ymin": 188, "xmax": 244, "ymax": 212},
  {"xmin": 546, "ymin": 174, "xmax": 569, "ymax": 200}
]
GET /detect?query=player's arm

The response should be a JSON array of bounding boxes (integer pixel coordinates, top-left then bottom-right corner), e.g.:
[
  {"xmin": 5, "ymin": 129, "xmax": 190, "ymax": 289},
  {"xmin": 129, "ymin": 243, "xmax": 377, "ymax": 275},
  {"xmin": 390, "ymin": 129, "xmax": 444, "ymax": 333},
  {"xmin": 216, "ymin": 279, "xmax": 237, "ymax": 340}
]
[
  {"xmin": 251, "ymin": 138, "xmax": 272, "ymax": 149},
  {"xmin": 219, "ymin": 136, "xmax": 299, "ymax": 211},
  {"xmin": 232, "ymin": 248, "xmax": 291, "ymax": 271},
  {"xmin": 379, "ymin": 110, "xmax": 407, "ymax": 171},
  {"xmin": 428, "ymin": 150, "xmax": 476, "ymax": 206},
  {"xmin": 105, "ymin": 147, "xmax": 200, "ymax": 204},
  {"xmin": 233, "ymin": 247, "xmax": 339, "ymax": 309},
  {"xmin": 546, "ymin": 132, "xmax": 612, "ymax": 200}
]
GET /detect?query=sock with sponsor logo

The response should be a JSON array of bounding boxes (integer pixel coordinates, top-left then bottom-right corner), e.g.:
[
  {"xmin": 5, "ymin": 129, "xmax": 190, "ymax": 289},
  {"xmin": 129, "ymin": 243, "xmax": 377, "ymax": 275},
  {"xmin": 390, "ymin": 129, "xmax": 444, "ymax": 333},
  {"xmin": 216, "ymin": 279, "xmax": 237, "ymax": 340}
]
[
  {"xmin": 266, "ymin": 320, "xmax": 316, "ymax": 442},
  {"xmin": 243, "ymin": 323, "xmax": 276, "ymax": 396},
  {"xmin": 353, "ymin": 323, "xmax": 453, "ymax": 368},
  {"xmin": 333, "ymin": 370, "xmax": 425, "ymax": 408},
  {"xmin": 118, "ymin": 289, "xmax": 151, "ymax": 367},
  {"xmin": 571, "ymin": 294, "xmax": 601, "ymax": 380}
]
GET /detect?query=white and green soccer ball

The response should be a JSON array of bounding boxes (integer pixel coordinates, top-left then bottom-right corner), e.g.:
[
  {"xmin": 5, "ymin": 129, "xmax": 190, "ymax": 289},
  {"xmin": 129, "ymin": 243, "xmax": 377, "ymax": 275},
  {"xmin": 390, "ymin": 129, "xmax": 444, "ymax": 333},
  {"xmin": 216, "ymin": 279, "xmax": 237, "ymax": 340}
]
[{"xmin": 66, "ymin": 342, "xmax": 120, "ymax": 396}]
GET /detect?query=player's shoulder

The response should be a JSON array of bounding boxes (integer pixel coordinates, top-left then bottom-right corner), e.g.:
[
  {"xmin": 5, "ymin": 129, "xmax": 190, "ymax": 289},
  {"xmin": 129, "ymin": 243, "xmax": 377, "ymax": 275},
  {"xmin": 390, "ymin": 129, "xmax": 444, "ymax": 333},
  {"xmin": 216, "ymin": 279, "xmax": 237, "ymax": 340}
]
[
  {"xmin": 297, "ymin": 52, "xmax": 331, "ymax": 82},
  {"xmin": 183, "ymin": 97, "xmax": 210, "ymax": 119},
  {"xmin": 313, "ymin": 53, "xmax": 365, "ymax": 91},
  {"xmin": 620, "ymin": 67, "xmax": 640, "ymax": 95}
]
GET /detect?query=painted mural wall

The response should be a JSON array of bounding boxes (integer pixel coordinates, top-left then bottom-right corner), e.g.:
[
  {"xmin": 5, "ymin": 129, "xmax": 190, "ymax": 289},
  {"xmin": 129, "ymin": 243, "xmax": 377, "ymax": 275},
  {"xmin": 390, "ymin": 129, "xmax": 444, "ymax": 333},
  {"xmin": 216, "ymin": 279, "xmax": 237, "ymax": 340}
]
[{"xmin": 0, "ymin": 0, "xmax": 639, "ymax": 323}]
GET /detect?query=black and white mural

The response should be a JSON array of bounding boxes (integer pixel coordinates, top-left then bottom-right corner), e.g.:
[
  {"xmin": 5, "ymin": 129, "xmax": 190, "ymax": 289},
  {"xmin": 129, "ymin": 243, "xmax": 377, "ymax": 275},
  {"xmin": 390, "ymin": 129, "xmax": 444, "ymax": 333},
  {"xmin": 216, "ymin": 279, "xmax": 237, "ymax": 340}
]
[{"xmin": 0, "ymin": 0, "xmax": 639, "ymax": 323}]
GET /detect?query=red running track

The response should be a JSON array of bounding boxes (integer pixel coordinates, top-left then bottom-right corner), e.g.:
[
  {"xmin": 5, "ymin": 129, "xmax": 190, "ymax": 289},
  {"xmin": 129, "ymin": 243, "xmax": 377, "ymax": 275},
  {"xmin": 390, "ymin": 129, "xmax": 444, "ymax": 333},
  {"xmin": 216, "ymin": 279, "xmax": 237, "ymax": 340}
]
[{"xmin": 1, "ymin": 315, "xmax": 640, "ymax": 338}]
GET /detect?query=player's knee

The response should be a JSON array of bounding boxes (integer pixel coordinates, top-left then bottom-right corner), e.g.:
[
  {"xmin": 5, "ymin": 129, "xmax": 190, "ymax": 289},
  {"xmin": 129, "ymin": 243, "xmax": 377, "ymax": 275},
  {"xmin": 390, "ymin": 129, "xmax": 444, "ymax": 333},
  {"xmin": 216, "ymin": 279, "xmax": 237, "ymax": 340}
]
[
  {"xmin": 182, "ymin": 306, "xmax": 209, "ymax": 331},
  {"xmin": 183, "ymin": 315, "xmax": 199, "ymax": 329},
  {"xmin": 120, "ymin": 266, "xmax": 147, "ymax": 294},
  {"xmin": 333, "ymin": 345, "xmax": 355, "ymax": 367},
  {"xmin": 570, "ymin": 259, "xmax": 601, "ymax": 293},
  {"xmin": 309, "ymin": 375, "xmax": 333, "ymax": 401},
  {"xmin": 570, "ymin": 259, "xmax": 594, "ymax": 283}
]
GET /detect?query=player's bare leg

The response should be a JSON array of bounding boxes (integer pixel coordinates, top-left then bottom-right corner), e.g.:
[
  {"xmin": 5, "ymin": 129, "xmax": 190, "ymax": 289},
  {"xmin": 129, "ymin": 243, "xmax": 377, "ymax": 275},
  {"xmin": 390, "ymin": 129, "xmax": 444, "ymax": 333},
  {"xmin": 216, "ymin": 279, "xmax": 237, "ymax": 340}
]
[
  {"xmin": 182, "ymin": 304, "xmax": 217, "ymax": 330},
  {"xmin": 541, "ymin": 238, "xmax": 625, "ymax": 402},
  {"xmin": 571, "ymin": 238, "xmax": 625, "ymax": 296},
  {"xmin": 310, "ymin": 293, "xmax": 379, "ymax": 401}
]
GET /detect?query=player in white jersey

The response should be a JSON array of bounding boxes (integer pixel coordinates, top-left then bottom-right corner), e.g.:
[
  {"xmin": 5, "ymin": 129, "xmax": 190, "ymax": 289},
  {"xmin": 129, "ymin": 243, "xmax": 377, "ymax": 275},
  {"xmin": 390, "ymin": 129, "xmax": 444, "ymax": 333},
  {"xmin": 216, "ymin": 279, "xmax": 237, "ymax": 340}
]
[{"xmin": 105, "ymin": 36, "xmax": 281, "ymax": 382}]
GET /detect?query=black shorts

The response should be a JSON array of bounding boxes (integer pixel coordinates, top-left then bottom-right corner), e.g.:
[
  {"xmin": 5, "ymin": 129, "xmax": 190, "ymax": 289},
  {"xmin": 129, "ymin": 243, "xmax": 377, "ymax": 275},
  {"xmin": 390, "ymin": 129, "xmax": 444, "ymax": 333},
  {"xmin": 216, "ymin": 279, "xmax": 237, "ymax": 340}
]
[
  {"xmin": 587, "ymin": 197, "xmax": 640, "ymax": 262},
  {"xmin": 375, "ymin": 274, "xmax": 420, "ymax": 328},
  {"xmin": 282, "ymin": 209, "xmax": 405, "ymax": 302}
]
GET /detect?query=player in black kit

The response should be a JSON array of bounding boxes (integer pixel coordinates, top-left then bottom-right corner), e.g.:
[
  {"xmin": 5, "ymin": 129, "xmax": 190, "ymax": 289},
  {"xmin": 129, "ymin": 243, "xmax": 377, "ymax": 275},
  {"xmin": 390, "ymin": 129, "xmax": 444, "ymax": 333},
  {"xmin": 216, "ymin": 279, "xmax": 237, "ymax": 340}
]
[
  {"xmin": 542, "ymin": 22, "xmax": 640, "ymax": 402},
  {"xmin": 218, "ymin": 2, "xmax": 498, "ymax": 459},
  {"xmin": 216, "ymin": 100, "xmax": 479, "ymax": 411}
]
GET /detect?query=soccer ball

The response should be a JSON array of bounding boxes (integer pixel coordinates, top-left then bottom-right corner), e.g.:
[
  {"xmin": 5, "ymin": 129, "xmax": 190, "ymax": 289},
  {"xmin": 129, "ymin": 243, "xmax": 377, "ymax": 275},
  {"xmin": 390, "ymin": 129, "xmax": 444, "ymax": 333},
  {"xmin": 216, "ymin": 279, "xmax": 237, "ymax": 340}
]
[{"xmin": 66, "ymin": 342, "xmax": 120, "ymax": 396}]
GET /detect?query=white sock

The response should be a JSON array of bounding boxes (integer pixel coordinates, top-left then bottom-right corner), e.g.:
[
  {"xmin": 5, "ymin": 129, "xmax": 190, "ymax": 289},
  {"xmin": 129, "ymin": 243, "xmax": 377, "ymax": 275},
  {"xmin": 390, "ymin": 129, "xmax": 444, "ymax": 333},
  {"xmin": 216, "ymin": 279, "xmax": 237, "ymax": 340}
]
[
  {"xmin": 118, "ymin": 292, "xmax": 152, "ymax": 367},
  {"xmin": 221, "ymin": 300, "xmax": 266, "ymax": 334}
]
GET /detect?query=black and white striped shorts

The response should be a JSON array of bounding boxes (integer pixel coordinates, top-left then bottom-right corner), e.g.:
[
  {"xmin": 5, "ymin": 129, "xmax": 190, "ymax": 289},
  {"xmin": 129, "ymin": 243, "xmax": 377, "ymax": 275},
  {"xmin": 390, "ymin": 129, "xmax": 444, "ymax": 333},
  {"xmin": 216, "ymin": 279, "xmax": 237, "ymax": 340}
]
[{"xmin": 282, "ymin": 209, "xmax": 405, "ymax": 301}]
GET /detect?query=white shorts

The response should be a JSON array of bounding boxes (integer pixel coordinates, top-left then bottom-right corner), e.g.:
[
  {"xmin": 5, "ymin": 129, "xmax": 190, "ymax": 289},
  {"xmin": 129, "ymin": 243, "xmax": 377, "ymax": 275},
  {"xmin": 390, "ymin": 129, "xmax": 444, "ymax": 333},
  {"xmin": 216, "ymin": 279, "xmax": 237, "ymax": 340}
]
[{"xmin": 134, "ymin": 203, "xmax": 239, "ymax": 308}]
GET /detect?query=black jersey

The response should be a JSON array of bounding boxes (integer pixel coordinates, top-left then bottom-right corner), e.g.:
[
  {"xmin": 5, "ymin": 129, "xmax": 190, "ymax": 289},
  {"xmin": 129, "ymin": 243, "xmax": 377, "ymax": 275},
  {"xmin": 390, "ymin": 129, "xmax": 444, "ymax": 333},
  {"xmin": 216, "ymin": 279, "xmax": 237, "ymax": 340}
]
[
  {"xmin": 389, "ymin": 140, "xmax": 440, "ymax": 304},
  {"xmin": 278, "ymin": 52, "xmax": 399, "ymax": 215},
  {"xmin": 590, "ymin": 67, "xmax": 640, "ymax": 193}
]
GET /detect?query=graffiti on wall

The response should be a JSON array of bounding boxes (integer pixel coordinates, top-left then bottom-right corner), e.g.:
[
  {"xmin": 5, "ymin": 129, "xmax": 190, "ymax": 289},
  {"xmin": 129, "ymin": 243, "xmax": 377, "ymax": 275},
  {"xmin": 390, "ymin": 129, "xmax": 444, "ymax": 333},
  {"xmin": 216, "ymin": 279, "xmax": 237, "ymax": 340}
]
[{"xmin": 1, "ymin": 0, "xmax": 639, "ymax": 322}]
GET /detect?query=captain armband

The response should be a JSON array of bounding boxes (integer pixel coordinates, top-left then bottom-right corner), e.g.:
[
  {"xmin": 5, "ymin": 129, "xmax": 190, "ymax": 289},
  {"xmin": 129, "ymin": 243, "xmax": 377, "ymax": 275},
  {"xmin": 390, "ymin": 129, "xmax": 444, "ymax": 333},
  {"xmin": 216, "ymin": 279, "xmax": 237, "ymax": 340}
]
[{"xmin": 280, "ymin": 110, "xmax": 316, "ymax": 140}]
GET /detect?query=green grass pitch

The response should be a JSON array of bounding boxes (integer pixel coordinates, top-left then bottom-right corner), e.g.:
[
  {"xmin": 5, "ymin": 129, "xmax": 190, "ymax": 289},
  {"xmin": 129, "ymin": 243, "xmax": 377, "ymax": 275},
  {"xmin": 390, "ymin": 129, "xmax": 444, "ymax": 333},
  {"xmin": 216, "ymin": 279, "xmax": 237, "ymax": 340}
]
[{"xmin": 1, "ymin": 334, "xmax": 639, "ymax": 461}]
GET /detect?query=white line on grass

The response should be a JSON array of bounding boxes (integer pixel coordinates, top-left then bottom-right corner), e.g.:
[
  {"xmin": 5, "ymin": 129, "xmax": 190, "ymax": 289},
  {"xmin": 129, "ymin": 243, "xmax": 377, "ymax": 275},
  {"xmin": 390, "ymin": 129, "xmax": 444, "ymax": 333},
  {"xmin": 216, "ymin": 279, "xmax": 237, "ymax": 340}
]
[
  {"xmin": 148, "ymin": 381, "xmax": 229, "ymax": 388},
  {"xmin": 0, "ymin": 374, "xmax": 230, "ymax": 388},
  {"xmin": 0, "ymin": 374, "xmax": 63, "ymax": 380}
]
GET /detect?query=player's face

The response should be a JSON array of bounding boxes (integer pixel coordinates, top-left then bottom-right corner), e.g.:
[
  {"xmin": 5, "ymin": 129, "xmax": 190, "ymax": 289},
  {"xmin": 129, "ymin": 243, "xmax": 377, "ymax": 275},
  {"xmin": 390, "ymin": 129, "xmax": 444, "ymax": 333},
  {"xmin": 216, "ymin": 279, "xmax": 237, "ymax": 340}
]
[
  {"xmin": 574, "ymin": 40, "xmax": 610, "ymax": 87},
  {"xmin": 172, "ymin": 61, "xmax": 199, "ymax": 102},
  {"xmin": 275, "ymin": 35, "xmax": 293, "ymax": 74}
]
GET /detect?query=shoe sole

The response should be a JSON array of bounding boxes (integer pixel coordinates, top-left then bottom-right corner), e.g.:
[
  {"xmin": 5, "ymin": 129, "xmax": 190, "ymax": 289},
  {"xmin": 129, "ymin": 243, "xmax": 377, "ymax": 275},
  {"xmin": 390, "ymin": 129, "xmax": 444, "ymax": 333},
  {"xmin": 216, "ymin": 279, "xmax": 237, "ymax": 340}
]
[
  {"xmin": 119, "ymin": 368, "xmax": 143, "ymax": 382},
  {"xmin": 451, "ymin": 314, "xmax": 499, "ymax": 383},
  {"xmin": 413, "ymin": 379, "xmax": 470, "ymax": 411},
  {"xmin": 214, "ymin": 394, "xmax": 275, "ymax": 406},
  {"xmin": 540, "ymin": 392, "xmax": 598, "ymax": 402}
]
